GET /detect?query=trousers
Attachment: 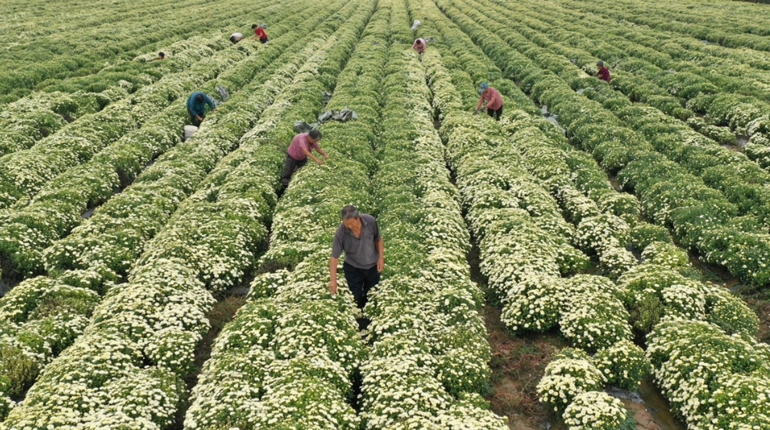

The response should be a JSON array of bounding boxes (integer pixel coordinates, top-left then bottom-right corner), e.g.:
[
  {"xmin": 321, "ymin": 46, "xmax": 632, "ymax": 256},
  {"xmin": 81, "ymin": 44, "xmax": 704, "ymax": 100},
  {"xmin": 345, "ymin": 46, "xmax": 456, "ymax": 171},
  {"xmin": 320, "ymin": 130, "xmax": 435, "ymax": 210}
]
[
  {"xmin": 487, "ymin": 105, "xmax": 503, "ymax": 121},
  {"xmin": 280, "ymin": 153, "xmax": 307, "ymax": 187},
  {"xmin": 188, "ymin": 108, "xmax": 202, "ymax": 126},
  {"xmin": 343, "ymin": 262, "xmax": 380, "ymax": 310}
]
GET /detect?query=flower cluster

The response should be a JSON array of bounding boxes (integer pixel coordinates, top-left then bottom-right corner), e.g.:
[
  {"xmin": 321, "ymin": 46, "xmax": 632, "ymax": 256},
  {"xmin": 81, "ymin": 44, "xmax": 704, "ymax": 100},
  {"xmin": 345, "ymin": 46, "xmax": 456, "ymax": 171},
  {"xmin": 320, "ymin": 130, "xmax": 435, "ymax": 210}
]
[
  {"xmin": 640, "ymin": 241, "xmax": 689, "ymax": 268},
  {"xmin": 536, "ymin": 358, "xmax": 606, "ymax": 413},
  {"xmin": 562, "ymin": 391, "xmax": 628, "ymax": 430},
  {"xmin": 536, "ymin": 341, "xmax": 650, "ymax": 417},
  {"xmin": 593, "ymin": 340, "xmax": 651, "ymax": 391},
  {"xmin": 558, "ymin": 276, "xmax": 632, "ymax": 352},
  {"xmin": 618, "ymin": 263, "xmax": 759, "ymax": 336},
  {"xmin": 647, "ymin": 319, "xmax": 770, "ymax": 429}
]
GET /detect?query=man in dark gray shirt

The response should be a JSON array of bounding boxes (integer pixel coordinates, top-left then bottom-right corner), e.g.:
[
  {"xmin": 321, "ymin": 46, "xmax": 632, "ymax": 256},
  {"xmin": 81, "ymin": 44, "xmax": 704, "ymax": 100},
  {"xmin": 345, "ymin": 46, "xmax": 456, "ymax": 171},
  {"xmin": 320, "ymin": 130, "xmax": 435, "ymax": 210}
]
[{"xmin": 329, "ymin": 205, "xmax": 384, "ymax": 314}]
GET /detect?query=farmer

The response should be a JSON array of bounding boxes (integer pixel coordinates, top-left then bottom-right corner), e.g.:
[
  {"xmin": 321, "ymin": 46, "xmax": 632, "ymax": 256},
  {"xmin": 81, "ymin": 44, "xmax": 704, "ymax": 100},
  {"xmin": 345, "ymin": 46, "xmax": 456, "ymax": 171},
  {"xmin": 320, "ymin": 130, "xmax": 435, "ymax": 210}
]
[
  {"xmin": 280, "ymin": 129, "xmax": 328, "ymax": 191},
  {"xmin": 596, "ymin": 61, "xmax": 611, "ymax": 82},
  {"xmin": 252, "ymin": 24, "xmax": 268, "ymax": 43},
  {"xmin": 152, "ymin": 52, "xmax": 165, "ymax": 61},
  {"xmin": 186, "ymin": 91, "xmax": 216, "ymax": 127},
  {"xmin": 474, "ymin": 82, "xmax": 504, "ymax": 121},
  {"xmin": 329, "ymin": 205, "xmax": 384, "ymax": 318},
  {"xmin": 412, "ymin": 38, "xmax": 426, "ymax": 54},
  {"xmin": 230, "ymin": 32, "xmax": 244, "ymax": 44}
]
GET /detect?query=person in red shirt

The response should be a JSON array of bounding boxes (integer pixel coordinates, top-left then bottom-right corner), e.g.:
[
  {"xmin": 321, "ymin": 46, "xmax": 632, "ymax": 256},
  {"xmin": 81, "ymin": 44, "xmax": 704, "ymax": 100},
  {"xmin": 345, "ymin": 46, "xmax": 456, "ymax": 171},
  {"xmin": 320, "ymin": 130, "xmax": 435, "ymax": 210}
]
[
  {"xmin": 474, "ymin": 82, "xmax": 504, "ymax": 121},
  {"xmin": 412, "ymin": 38, "xmax": 426, "ymax": 54},
  {"xmin": 596, "ymin": 61, "xmax": 611, "ymax": 83},
  {"xmin": 252, "ymin": 24, "xmax": 268, "ymax": 44},
  {"xmin": 280, "ymin": 129, "xmax": 328, "ymax": 192}
]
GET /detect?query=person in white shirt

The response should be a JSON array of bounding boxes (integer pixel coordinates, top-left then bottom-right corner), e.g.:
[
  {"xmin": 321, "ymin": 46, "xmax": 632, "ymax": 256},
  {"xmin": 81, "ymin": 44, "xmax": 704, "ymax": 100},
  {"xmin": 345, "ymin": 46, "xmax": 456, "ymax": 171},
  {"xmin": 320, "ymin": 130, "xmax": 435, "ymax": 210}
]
[{"xmin": 229, "ymin": 32, "xmax": 244, "ymax": 44}]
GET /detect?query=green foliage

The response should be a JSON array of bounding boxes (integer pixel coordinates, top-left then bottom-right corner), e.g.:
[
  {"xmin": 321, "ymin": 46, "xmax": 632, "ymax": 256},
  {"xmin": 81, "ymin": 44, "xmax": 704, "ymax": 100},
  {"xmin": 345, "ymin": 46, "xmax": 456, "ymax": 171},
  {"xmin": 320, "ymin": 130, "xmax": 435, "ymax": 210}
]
[{"xmin": 594, "ymin": 340, "xmax": 652, "ymax": 390}]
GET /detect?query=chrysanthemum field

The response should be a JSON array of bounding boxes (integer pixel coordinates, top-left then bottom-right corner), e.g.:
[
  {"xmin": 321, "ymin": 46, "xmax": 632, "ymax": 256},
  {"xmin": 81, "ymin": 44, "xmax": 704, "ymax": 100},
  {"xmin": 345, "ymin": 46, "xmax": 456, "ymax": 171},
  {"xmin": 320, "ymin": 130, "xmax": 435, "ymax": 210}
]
[{"xmin": 0, "ymin": 0, "xmax": 768, "ymax": 428}]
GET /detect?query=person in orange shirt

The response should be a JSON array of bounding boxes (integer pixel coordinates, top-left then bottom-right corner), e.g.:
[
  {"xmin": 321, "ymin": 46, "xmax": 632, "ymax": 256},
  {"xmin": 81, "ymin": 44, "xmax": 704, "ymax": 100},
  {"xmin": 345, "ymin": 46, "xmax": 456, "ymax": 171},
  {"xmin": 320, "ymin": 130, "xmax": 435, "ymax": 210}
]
[{"xmin": 474, "ymin": 82, "xmax": 504, "ymax": 121}]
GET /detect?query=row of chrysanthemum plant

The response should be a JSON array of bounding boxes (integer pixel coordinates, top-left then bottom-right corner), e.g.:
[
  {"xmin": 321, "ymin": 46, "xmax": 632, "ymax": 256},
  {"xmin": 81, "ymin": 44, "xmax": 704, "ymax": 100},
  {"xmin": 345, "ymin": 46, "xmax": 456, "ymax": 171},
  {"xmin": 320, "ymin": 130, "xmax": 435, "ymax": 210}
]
[
  {"xmin": 435, "ymin": 0, "xmax": 770, "ymax": 288},
  {"xmin": 463, "ymin": 0, "xmax": 770, "ymax": 166},
  {"xmin": 0, "ymin": 0, "xmax": 269, "ymax": 104},
  {"xmin": 420, "ymin": 1, "xmax": 770, "ymax": 428},
  {"xmin": 0, "ymin": 1, "xmax": 367, "ymax": 425},
  {"xmin": 183, "ymin": 2, "xmax": 383, "ymax": 428},
  {"xmin": 417, "ymin": 39, "xmax": 639, "ymax": 430},
  {"xmin": 0, "ymin": 30, "xmax": 241, "ymax": 158},
  {"xmin": 0, "ymin": 0, "xmax": 344, "ymax": 282},
  {"xmin": 355, "ymin": 1, "xmax": 506, "ymax": 428}
]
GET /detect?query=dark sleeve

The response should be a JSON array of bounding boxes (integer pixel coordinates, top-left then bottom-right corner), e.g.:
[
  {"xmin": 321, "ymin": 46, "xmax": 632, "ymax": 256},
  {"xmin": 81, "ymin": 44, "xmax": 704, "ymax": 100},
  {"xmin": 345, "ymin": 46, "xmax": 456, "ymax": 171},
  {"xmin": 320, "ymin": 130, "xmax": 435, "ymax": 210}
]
[
  {"xmin": 205, "ymin": 95, "xmax": 216, "ymax": 110},
  {"xmin": 331, "ymin": 227, "xmax": 344, "ymax": 258},
  {"xmin": 372, "ymin": 218, "xmax": 381, "ymax": 241}
]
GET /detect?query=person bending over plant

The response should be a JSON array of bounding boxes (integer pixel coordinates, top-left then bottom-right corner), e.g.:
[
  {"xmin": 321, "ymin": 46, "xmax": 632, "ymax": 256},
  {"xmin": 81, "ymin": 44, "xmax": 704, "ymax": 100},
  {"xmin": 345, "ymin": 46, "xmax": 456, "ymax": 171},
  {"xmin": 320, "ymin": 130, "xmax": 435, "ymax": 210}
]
[
  {"xmin": 596, "ymin": 61, "xmax": 612, "ymax": 82},
  {"xmin": 474, "ymin": 82, "xmax": 504, "ymax": 121},
  {"xmin": 186, "ymin": 91, "xmax": 216, "ymax": 127}
]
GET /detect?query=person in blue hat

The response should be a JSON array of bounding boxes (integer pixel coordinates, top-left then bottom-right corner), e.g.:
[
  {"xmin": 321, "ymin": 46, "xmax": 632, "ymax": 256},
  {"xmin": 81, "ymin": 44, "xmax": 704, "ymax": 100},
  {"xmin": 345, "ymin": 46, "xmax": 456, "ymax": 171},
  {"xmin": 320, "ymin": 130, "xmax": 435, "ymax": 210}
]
[{"xmin": 474, "ymin": 82, "xmax": 503, "ymax": 120}]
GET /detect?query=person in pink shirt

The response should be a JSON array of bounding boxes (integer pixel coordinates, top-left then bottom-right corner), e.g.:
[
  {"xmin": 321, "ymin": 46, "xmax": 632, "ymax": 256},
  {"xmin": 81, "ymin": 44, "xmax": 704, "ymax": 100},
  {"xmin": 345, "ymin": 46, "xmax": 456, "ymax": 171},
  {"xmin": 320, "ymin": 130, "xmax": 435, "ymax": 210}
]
[
  {"xmin": 412, "ymin": 38, "xmax": 426, "ymax": 54},
  {"xmin": 474, "ymin": 82, "xmax": 504, "ymax": 121},
  {"xmin": 280, "ymin": 129, "xmax": 328, "ymax": 191}
]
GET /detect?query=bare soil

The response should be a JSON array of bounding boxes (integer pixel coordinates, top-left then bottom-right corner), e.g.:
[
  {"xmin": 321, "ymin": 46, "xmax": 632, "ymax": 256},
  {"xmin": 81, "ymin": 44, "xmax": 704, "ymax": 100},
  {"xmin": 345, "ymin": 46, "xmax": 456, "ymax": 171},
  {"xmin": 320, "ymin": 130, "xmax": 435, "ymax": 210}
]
[
  {"xmin": 484, "ymin": 303, "xmax": 687, "ymax": 430},
  {"xmin": 626, "ymin": 401, "xmax": 660, "ymax": 430},
  {"xmin": 483, "ymin": 304, "xmax": 566, "ymax": 430}
]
